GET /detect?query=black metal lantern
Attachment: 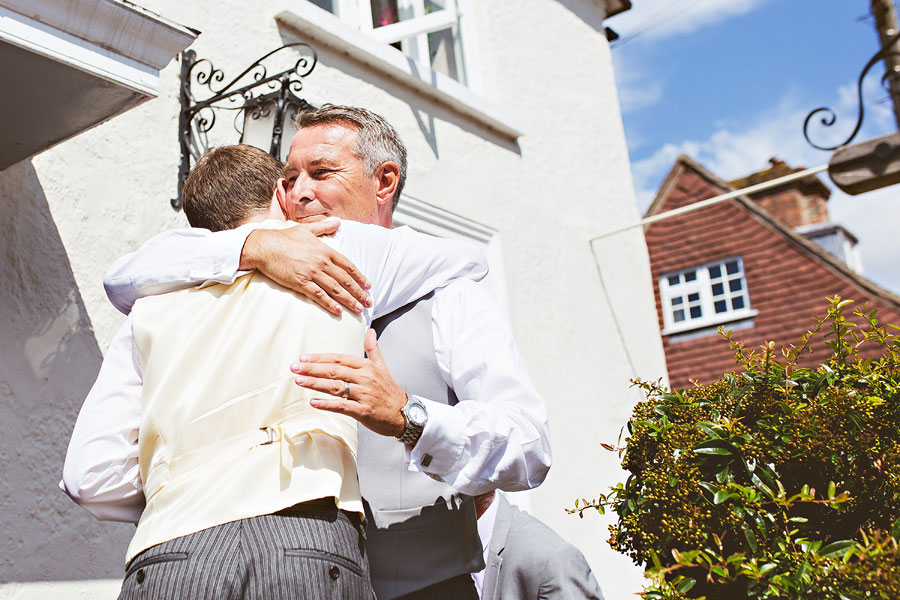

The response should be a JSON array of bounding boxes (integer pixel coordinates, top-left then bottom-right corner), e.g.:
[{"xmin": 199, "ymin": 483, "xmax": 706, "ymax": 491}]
[{"xmin": 173, "ymin": 43, "xmax": 317, "ymax": 210}]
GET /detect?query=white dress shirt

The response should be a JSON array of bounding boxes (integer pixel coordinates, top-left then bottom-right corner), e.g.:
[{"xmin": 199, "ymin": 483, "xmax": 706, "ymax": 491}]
[{"xmin": 65, "ymin": 219, "xmax": 551, "ymax": 521}]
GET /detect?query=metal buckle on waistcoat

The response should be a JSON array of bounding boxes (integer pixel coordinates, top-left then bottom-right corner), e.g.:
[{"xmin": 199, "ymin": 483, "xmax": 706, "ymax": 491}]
[{"xmin": 259, "ymin": 425, "xmax": 277, "ymax": 445}]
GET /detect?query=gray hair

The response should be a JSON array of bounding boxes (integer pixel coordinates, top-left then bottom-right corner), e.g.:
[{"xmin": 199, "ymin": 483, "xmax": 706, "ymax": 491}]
[{"xmin": 295, "ymin": 105, "xmax": 407, "ymax": 210}]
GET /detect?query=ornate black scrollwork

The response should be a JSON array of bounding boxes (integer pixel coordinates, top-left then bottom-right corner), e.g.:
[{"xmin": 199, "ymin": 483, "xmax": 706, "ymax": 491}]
[
  {"xmin": 803, "ymin": 31, "xmax": 900, "ymax": 151},
  {"xmin": 173, "ymin": 44, "xmax": 318, "ymax": 209}
]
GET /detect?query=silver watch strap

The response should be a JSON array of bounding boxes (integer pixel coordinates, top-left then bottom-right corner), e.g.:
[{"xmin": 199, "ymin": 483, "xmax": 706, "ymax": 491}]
[{"xmin": 396, "ymin": 396, "xmax": 426, "ymax": 445}]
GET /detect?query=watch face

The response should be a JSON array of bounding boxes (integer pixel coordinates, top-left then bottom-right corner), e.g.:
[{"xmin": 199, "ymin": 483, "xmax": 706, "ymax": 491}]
[{"xmin": 408, "ymin": 404, "xmax": 427, "ymax": 426}]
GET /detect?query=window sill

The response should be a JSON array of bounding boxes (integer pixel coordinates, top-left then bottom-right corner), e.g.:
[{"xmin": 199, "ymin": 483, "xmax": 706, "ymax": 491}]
[
  {"xmin": 661, "ymin": 309, "xmax": 759, "ymax": 336},
  {"xmin": 275, "ymin": 6, "xmax": 525, "ymax": 140}
]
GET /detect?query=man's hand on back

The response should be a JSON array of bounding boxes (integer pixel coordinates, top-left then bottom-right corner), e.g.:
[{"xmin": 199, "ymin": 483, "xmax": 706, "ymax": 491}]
[
  {"xmin": 291, "ymin": 329, "xmax": 408, "ymax": 439},
  {"xmin": 240, "ymin": 220, "xmax": 372, "ymax": 315}
]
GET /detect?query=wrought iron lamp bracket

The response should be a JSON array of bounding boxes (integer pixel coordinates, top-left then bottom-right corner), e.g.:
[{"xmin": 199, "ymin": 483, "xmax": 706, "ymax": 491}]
[
  {"xmin": 172, "ymin": 43, "xmax": 318, "ymax": 210},
  {"xmin": 803, "ymin": 31, "xmax": 900, "ymax": 152}
]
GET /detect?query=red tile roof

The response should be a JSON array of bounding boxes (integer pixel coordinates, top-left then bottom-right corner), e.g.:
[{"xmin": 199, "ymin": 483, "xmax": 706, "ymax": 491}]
[{"xmin": 645, "ymin": 155, "xmax": 900, "ymax": 389}]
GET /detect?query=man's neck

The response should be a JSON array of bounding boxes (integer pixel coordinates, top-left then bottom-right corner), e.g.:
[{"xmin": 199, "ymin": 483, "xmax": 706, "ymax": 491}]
[
  {"xmin": 242, "ymin": 208, "xmax": 287, "ymax": 226},
  {"xmin": 378, "ymin": 205, "xmax": 393, "ymax": 229}
]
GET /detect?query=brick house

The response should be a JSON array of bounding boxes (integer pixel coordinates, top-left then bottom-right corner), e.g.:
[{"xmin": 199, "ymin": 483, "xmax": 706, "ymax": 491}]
[{"xmin": 645, "ymin": 155, "xmax": 900, "ymax": 389}]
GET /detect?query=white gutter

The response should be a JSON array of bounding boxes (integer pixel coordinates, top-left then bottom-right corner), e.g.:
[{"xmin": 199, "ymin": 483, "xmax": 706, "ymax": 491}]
[{"xmin": 1, "ymin": 0, "xmax": 197, "ymax": 69}]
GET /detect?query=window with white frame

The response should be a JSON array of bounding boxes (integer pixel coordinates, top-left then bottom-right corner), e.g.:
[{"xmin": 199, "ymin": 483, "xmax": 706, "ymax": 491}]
[
  {"xmin": 308, "ymin": 0, "xmax": 470, "ymax": 83},
  {"xmin": 659, "ymin": 257, "xmax": 756, "ymax": 333}
]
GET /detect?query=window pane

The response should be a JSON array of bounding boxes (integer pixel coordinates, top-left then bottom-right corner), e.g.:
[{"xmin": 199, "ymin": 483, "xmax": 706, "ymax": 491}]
[
  {"xmin": 690, "ymin": 306, "xmax": 702, "ymax": 319},
  {"xmin": 428, "ymin": 27, "xmax": 459, "ymax": 80},
  {"xmin": 688, "ymin": 292, "xmax": 700, "ymax": 302},
  {"xmin": 671, "ymin": 297, "xmax": 683, "ymax": 306},
  {"xmin": 708, "ymin": 265, "xmax": 721, "ymax": 278},
  {"xmin": 673, "ymin": 309, "xmax": 685, "ymax": 322},
  {"xmin": 310, "ymin": 0, "xmax": 336, "ymax": 12},
  {"xmin": 732, "ymin": 297, "xmax": 745, "ymax": 310},
  {"xmin": 667, "ymin": 275, "xmax": 680, "ymax": 286},
  {"xmin": 726, "ymin": 260, "xmax": 739, "ymax": 275},
  {"xmin": 371, "ymin": 0, "xmax": 399, "ymax": 27},
  {"xmin": 711, "ymin": 282, "xmax": 724, "ymax": 296},
  {"xmin": 684, "ymin": 270, "xmax": 697, "ymax": 282},
  {"xmin": 425, "ymin": 0, "xmax": 447, "ymax": 12},
  {"xmin": 715, "ymin": 300, "xmax": 727, "ymax": 313},
  {"xmin": 729, "ymin": 278, "xmax": 742, "ymax": 292}
]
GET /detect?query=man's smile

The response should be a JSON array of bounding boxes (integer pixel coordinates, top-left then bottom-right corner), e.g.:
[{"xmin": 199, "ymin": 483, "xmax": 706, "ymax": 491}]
[{"xmin": 297, "ymin": 213, "xmax": 328, "ymax": 223}]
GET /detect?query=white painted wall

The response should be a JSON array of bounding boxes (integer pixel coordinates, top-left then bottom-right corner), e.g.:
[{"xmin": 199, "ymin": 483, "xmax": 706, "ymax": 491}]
[{"xmin": 0, "ymin": 1, "xmax": 667, "ymax": 598}]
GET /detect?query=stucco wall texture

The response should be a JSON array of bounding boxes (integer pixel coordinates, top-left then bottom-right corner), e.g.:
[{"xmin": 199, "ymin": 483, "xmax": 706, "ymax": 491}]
[{"xmin": 0, "ymin": 1, "xmax": 667, "ymax": 598}]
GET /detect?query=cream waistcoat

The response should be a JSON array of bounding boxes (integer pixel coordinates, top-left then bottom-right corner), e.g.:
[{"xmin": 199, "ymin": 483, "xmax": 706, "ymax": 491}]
[{"xmin": 126, "ymin": 268, "xmax": 365, "ymax": 564}]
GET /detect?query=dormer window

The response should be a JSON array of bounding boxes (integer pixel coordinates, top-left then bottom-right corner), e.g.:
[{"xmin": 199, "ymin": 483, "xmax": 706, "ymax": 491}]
[{"xmin": 659, "ymin": 257, "xmax": 756, "ymax": 334}]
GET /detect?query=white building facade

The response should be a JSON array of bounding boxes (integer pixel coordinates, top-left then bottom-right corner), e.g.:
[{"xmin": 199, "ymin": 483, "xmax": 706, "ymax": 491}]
[{"xmin": 0, "ymin": 1, "xmax": 667, "ymax": 598}]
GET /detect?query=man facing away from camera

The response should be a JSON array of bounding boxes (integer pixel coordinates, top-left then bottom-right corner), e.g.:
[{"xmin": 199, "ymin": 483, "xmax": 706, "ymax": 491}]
[
  {"xmin": 63, "ymin": 143, "xmax": 488, "ymax": 599},
  {"xmin": 85, "ymin": 106, "xmax": 553, "ymax": 599}
]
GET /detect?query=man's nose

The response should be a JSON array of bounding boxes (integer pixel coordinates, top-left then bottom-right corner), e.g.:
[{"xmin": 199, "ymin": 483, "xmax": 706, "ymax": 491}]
[{"xmin": 291, "ymin": 174, "xmax": 315, "ymax": 202}]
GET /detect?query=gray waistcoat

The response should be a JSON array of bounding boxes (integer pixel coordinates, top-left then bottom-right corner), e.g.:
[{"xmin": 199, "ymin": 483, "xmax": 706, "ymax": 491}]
[{"xmin": 360, "ymin": 293, "xmax": 484, "ymax": 599}]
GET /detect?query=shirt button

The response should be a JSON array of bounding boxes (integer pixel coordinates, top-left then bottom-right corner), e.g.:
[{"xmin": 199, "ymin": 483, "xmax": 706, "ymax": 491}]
[
  {"xmin": 329, "ymin": 566, "xmax": 340, "ymax": 580},
  {"xmin": 136, "ymin": 569, "xmax": 146, "ymax": 584}
]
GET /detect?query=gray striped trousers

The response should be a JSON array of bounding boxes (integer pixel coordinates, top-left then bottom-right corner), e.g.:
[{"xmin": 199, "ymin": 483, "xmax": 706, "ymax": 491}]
[{"xmin": 118, "ymin": 500, "xmax": 373, "ymax": 600}]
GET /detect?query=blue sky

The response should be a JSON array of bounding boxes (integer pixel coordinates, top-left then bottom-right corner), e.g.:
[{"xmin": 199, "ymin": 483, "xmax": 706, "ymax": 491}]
[{"xmin": 611, "ymin": 0, "xmax": 900, "ymax": 296}]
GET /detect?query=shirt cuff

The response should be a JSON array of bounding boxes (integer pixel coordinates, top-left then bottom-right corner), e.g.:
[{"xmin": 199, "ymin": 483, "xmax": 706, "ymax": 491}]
[
  {"xmin": 406, "ymin": 396, "xmax": 466, "ymax": 475},
  {"xmin": 188, "ymin": 222, "xmax": 261, "ymax": 282}
]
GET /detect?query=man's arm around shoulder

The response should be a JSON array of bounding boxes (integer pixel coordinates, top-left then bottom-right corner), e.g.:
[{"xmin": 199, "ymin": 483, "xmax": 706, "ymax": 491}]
[{"xmin": 104, "ymin": 221, "xmax": 371, "ymax": 316}]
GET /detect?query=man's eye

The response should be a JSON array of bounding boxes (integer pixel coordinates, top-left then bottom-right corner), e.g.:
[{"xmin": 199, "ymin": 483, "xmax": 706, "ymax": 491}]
[
  {"xmin": 286, "ymin": 176, "xmax": 297, "ymax": 183},
  {"xmin": 313, "ymin": 169, "xmax": 331, "ymax": 178}
]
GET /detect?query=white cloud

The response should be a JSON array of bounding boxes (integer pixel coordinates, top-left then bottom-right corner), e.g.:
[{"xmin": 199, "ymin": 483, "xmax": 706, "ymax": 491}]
[
  {"xmin": 612, "ymin": 52, "xmax": 665, "ymax": 116},
  {"xmin": 612, "ymin": 0, "xmax": 772, "ymax": 45},
  {"xmin": 610, "ymin": 0, "xmax": 773, "ymax": 125},
  {"xmin": 632, "ymin": 77, "xmax": 895, "ymax": 208},
  {"xmin": 629, "ymin": 79, "xmax": 900, "ymax": 295}
]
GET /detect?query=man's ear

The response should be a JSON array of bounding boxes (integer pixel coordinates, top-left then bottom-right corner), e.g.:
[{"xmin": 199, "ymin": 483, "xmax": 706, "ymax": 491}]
[
  {"xmin": 374, "ymin": 162, "xmax": 400, "ymax": 207},
  {"xmin": 275, "ymin": 178, "xmax": 290, "ymax": 217}
]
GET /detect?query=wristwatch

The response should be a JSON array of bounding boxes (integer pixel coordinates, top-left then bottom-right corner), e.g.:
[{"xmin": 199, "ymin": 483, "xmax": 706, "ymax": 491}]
[{"xmin": 396, "ymin": 396, "xmax": 428, "ymax": 446}]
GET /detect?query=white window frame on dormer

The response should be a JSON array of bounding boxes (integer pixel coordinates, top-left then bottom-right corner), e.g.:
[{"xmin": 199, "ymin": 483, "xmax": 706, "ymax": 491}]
[
  {"xmin": 314, "ymin": 0, "xmax": 478, "ymax": 88},
  {"xmin": 659, "ymin": 256, "xmax": 758, "ymax": 335}
]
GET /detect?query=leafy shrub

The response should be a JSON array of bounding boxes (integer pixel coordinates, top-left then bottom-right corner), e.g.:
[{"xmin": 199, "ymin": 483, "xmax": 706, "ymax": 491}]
[{"xmin": 572, "ymin": 298, "xmax": 900, "ymax": 599}]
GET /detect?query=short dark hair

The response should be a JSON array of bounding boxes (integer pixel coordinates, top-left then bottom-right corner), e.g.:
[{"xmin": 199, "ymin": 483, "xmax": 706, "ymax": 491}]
[
  {"xmin": 182, "ymin": 144, "xmax": 283, "ymax": 231},
  {"xmin": 296, "ymin": 105, "xmax": 407, "ymax": 211}
]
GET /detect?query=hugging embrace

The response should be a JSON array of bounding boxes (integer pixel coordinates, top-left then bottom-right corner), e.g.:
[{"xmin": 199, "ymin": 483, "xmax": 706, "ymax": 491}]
[{"xmin": 63, "ymin": 106, "xmax": 561, "ymax": 599}]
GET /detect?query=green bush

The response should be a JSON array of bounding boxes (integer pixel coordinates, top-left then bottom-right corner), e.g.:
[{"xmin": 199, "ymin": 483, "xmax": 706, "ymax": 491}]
[{"xmin": 572, "ymin": 298, "xmax": 900, "ymax": 599}]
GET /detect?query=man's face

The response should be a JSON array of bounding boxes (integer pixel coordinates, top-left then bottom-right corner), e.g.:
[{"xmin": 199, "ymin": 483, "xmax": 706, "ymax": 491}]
[{"xmin": 282, "ymin": 123, "xmax": 380, "ymax": 225}]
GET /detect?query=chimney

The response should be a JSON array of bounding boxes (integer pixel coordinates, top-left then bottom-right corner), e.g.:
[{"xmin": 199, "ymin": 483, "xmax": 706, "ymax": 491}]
[
  {"xmin": 729, "ymin": 158, "xmax": 832, "ymax": 228},
  {"xmin": 730, "ymin": 158, "xmax": 863, "ymax": 273}
]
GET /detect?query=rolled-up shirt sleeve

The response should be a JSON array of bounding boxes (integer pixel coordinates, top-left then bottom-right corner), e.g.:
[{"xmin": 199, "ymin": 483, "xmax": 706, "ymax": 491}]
[
  {"xmin": 60, "ymin": 316, "xmax": 145, "ymax": 522},
  {"xmin": 104, "ymin": 220, "xmax": 488, "ymax": 322},
  {"xmin": 406, "ymin": 279, "xmax": 552, "ymax": 495}
]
